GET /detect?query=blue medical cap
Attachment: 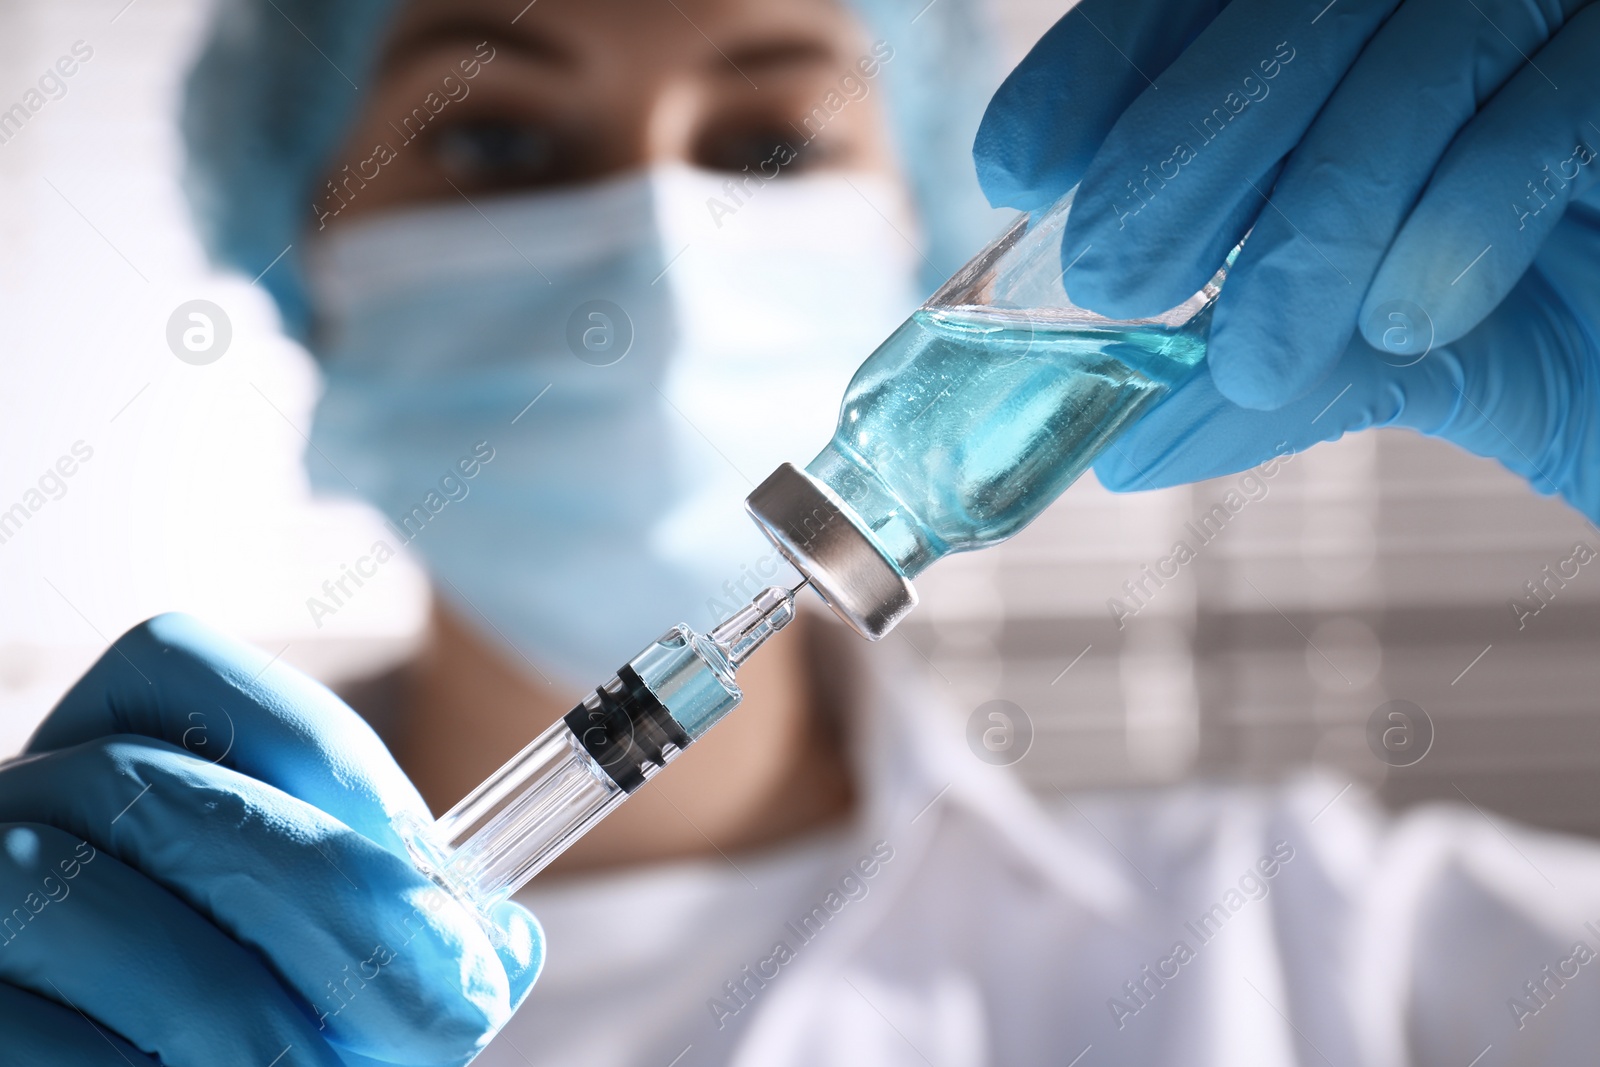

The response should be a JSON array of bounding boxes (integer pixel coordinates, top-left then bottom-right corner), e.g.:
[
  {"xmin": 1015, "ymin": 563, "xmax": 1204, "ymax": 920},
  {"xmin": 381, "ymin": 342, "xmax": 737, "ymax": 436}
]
[{"xmin": 181, "ymin": 0, "xmax": 1005, "ymax": 337}]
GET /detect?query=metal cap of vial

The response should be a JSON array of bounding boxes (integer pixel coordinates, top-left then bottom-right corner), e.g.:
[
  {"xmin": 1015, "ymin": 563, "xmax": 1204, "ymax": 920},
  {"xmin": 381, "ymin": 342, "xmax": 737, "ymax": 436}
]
[{"xmin": 745, "ymin": 463, "xmax": 917, "ymax": 641}]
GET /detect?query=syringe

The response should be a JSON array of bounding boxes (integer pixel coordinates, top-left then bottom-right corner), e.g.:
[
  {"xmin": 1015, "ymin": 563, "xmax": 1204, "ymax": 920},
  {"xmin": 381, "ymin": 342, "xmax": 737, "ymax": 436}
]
[{"xmin": 401, "ymin": 582, "xmax": 803, "ymax": 916}]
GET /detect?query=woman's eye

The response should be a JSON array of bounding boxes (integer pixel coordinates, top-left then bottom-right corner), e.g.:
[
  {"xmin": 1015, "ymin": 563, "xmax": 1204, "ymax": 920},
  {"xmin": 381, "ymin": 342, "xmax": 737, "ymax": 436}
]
[
  {"xmin": 697, "ymin": 129, "xmax": 837, "ymax": 175},
  {"xmin": 427, "ymin": 120, "xmax": 567, "ymax": 190}
]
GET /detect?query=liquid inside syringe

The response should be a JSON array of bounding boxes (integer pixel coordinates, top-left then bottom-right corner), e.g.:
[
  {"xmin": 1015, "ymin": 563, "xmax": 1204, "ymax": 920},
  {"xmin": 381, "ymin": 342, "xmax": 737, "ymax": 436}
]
[{"xmin": 402, "ymin": 581, "xmax": 805, "ymax": 915}]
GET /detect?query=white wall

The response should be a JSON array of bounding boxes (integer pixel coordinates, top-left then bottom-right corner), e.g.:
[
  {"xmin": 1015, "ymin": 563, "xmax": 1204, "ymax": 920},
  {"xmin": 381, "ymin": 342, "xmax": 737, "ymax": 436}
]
[{"xmin": 0, "ymin": 0, "xmax": 429, "ymax": 755}]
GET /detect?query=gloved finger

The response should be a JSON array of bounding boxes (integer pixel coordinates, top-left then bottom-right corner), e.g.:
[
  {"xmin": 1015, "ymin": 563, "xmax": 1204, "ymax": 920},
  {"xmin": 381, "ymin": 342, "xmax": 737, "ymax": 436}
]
[
  {"xmin": 1401, "ymin": 262, "xmax": 1600, "ymax": 517},
  {"xmin": 1097, "ymin": 231, "xmax": 1600, "ymax": 520},
  {"xmin": 325, "ymin": 903, "xmax": 542, "ymax": 1067},
  {"xmin": 0, "ymin": 736, "xmax": 519, "ymax": 1066},
  {"xmin": 1064, "ymin": 0, "xmax": 1401, "ymax": 320},
  {"xmin": 0, "ymin": 822, "xmax": 342, "ymax": 1067},
  {"xmin": 26, "ymin": 613, "xmax": 428, "ymax": 857},
  {"xmin": 1365, "ymin": 4, "xmax": 1600, "ymax": 352},
  {"xmin": 1208, "ymin": 0, "xmax": 1590, "ymax": 410},
  {"xmin": 0, "ymin": 980, "xmax": 160, "ymax": 1067},
  {"xmin": 1091, "ymin": 331, "xmax": 1463, "ymax": 491},
  {"xmin": 320, "ymin": 910, "xmax": 542, "ymax": 1067},
  {"xmin": 488, "ymin": 898, "xmax": 544, "ymax": 1012},
  {"xmin": 974, "ymin": 0, "xmax": 1228, "ymax": 211}
]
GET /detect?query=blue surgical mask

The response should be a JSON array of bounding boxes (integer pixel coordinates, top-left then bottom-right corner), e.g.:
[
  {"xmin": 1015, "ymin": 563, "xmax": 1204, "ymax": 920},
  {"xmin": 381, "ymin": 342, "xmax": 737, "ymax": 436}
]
[{"xmin": 304, "ymin": 166, "xmax": 922, "ymax": 687}]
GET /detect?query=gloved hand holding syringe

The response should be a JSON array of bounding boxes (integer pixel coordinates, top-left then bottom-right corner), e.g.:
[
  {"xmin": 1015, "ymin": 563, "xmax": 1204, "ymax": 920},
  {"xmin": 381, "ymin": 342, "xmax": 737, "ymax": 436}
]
[{"xmin": 401, "ymin": 184, "xmax": 1231, "ymax": 918}]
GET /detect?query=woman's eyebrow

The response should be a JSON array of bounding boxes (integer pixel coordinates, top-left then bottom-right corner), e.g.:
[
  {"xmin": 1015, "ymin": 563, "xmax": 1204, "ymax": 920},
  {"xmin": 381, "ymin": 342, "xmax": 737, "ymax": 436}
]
[
  {"xmin": 716, "ymin": 37, "xmax": 842, "ymax": 75},
  {"xmin": 380, "ymin": 19, "xmax": 577, "ymax": 74}
]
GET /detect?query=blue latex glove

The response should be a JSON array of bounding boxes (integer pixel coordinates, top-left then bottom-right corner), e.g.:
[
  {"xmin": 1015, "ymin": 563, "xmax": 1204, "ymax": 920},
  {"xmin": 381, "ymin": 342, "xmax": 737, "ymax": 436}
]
[
  {"xmin": 975, "ymin": 0, "xmax": 1600, "ymax": 519},
  {"xmin": 0, "ymin": 613, "xmax": 542, "ymax": 1066}
]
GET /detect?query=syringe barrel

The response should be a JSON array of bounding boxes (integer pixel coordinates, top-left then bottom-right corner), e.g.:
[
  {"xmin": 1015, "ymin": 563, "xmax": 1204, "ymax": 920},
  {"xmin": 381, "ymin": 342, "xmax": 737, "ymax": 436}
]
[
  {"xmin": 410, "ymin": 718, "xmax": 626, "ymax": 912},
  {"xmin": 405, "ymin": 596, "xmax": 788, "ymax": 913}
]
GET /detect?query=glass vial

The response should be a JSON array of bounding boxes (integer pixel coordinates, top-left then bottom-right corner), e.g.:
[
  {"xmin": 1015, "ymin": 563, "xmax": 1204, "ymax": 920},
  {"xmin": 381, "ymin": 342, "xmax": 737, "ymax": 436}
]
[{"xmin": 747, "ymin": 186, "xmax": 1227, "ymax": 639}]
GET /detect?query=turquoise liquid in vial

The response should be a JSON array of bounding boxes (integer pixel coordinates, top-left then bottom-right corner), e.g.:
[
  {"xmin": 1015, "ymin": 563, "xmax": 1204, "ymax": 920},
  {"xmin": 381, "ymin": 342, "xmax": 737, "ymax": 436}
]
[{"xmin": 807, "ymin": 303, "xmax": 1209, "ymax": 578}]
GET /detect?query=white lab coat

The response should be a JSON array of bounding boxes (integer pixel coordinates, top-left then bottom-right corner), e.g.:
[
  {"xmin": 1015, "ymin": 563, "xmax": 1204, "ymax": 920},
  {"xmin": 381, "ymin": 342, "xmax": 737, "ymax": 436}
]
[{"xmin": 482, "ymin": 626, "xmax": 1600, "ymax": 1066}]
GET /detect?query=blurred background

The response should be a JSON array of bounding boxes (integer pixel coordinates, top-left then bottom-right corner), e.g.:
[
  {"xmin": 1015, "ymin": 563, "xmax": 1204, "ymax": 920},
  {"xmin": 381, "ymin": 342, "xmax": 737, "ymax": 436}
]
[{"xmin": 5, "ymin": 0, "xmax": 1599, "ymax": 837}]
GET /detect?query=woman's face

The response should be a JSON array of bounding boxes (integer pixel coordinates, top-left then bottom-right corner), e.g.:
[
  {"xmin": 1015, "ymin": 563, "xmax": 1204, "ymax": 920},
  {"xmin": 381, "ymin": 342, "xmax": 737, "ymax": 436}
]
[{"xmin": 326, "ymin": 0, "xmax": 898, "ymax": 222}]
